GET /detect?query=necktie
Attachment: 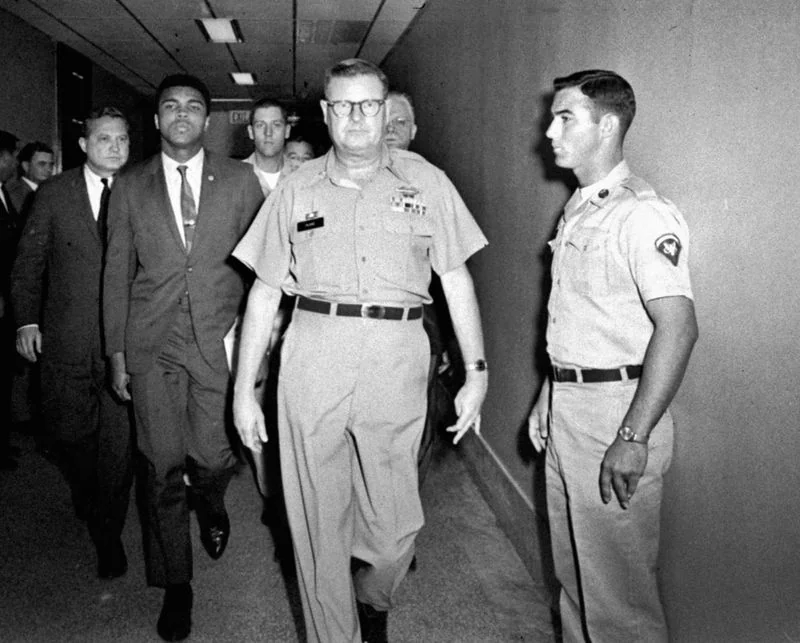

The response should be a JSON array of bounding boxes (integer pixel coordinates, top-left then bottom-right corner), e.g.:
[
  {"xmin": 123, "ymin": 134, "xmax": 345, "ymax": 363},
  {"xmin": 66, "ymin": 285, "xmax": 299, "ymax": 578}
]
[
  {"xmin": 98, "ymin": 178, "xmax": 110, "ymax": 243},
  {"xmin": 177, "ymin": 165, "xmax": 197, "ymax": 252}
]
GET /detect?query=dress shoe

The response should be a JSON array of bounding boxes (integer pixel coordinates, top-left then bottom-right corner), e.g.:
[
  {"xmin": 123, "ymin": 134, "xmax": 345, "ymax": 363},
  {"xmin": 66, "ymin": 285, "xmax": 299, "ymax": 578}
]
[
  {"xmin": 157, "ymin": 583, "xmax": 193, "ymax": 641},
  {"xmin": 357, "ymin": 601, "xmax": 388, "ymax": 643},
  {"xmin": 97, "ymin": 538, "xmax": 127, "ymax": 579},
  {"xmin": 195, "ymin": 500, "xmax": 230, "ymax": 560}
]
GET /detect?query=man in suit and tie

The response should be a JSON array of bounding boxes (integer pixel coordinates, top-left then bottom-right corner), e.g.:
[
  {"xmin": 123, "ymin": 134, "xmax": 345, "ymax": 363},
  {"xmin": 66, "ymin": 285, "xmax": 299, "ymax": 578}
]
[
  {"xmin": 103, "ymin": 74, "xmax": 264, "ymax": 642},
  {"xmin": 7, "ymin": 142, "xmax": 55, "ymax": 217},
  {"xmin": 11, "ymin": 107, "xmax": 133, "ymax": 577},
  {"xmin": 0, "ymin": 129, "xmax": 21, "ymax": 471}
]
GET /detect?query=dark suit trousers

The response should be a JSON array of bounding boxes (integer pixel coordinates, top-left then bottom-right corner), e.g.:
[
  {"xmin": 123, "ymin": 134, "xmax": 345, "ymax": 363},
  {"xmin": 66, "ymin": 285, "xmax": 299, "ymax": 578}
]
[
  {"xmin": 40, "ymin": 342, "xmax": 133, "ymax": 546},
  {"xmin": 130, "ymin": 302, "xmax": 235, "ymax": 587}
]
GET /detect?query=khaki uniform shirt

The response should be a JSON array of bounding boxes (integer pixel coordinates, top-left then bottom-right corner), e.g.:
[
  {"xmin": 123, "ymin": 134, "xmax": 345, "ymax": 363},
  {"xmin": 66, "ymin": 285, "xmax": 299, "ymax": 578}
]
[
  {"xmin": 547, "ymin": 161, "xmax": 693, "ymax": 369},
  {"xmin": 234, "ymin": 146, "xmax": 487, "ymax": 306}
]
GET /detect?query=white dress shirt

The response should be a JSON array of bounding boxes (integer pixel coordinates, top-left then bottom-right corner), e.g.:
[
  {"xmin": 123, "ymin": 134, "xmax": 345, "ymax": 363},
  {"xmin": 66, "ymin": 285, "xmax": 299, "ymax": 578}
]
[{"xmin": 161, "ymin": 149, "xmax": 204, "ymax": 244}]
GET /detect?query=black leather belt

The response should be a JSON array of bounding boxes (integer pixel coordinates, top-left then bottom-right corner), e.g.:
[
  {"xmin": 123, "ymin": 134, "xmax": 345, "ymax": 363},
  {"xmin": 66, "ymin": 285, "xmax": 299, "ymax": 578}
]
[
  {"xmin": 551, "ymin": 364, "xmax": 642, "ymax": 383},
  {"xmin": 297, "ymin": 296, "xmax": 422, "ymax": 321}
]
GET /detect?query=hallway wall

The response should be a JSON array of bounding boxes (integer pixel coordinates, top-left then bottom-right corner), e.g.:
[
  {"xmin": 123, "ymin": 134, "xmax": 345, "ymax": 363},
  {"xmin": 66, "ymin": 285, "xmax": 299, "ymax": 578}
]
[{"xmin": 383, "ymin": 1, "xmax": 800, "ymax": 640}]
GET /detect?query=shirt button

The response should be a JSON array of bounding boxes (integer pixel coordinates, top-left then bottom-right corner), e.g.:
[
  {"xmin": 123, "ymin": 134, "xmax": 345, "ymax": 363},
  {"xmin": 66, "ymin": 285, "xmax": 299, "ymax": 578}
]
[
  {"xmin": 187, "ymin": 267, "xmax": 193, "ymax": 272},
  {"xmin": 362, "ymin": 288, "xmax": 369, "ymax": 294},
  {"xmin": 361, "ymin": 256, "xmax": 367, "ymax": 263},
  {"xmin": 359, "ymin": 225, "xmax": 365, "ymax": 231}
]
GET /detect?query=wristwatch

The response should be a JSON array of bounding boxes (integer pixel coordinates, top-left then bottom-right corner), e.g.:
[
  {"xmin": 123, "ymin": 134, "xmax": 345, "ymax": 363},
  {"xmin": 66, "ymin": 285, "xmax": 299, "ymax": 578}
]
[
  {"xmin": 465, "ymin": 359, "xmax": 488, "ymax": 372},
  {"xmin": 618, "ymin": 425, "xmax": 648, "ymax": 444}
]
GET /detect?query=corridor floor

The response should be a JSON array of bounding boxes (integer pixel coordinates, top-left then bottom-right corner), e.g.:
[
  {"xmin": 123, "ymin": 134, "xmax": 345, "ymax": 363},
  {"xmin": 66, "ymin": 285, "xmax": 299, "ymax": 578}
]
[{"xmin": 0, "ymin": 432, "xmax": 556, "ymax": 642}]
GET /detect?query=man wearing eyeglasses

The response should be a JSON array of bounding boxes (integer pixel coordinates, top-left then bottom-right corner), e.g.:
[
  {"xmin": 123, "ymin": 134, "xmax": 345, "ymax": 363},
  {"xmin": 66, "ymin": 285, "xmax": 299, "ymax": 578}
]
[{"xmin": 233, "ymin": 58, "xmax": 488, "ymax": 643}]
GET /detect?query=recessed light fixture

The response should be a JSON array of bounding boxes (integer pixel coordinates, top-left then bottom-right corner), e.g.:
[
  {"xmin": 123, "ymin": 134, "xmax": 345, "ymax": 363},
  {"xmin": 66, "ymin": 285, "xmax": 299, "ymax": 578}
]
[
  {"xmin": 196, "ymin": 18, "xmax": 244, "ymax": 43},
  {"xmin": 231, "ymin": 72, "xmax": 256, "ymax": 86}
]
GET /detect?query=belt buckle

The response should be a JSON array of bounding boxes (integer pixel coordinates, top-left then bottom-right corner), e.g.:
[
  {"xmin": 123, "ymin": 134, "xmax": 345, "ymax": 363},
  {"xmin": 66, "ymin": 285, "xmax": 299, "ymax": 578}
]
[{"xmin": 362, "ymin": 305, "xmax": 386, "ymax": 319}]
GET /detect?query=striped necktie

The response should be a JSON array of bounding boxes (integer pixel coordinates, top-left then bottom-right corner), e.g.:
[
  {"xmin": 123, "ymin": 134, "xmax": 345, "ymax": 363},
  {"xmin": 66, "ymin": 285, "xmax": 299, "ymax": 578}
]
[{"xmin": 177, "ymin": 165, "xmax": 197, "ymax": 252}]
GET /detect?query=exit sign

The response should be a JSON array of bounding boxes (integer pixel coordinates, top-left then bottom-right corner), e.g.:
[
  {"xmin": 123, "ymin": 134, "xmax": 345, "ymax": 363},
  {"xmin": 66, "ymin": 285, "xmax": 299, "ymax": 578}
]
[{"xmin": 229, "ymin": 110, "xmax": 250, "ymax": 125}]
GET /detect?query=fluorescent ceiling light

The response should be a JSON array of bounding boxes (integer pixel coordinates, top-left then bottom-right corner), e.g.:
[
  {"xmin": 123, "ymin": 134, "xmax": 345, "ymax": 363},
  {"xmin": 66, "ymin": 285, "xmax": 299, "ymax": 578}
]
[
  {"xmin": 231, "ymin": 73, "xmax": 256, "ymax": 86},
  {"xmin": 197, "ymin": 19, "xmax": 243, "ymax": 43}
]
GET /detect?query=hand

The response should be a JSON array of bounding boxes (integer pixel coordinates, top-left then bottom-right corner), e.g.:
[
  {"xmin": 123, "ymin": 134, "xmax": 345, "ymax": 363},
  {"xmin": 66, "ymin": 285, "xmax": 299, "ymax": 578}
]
[
  {"xmin": 446, "ymin": 372, "xmax": 488, "ymax": 445},
  {"xmin": 599, "ymin": 437, "xmax": 648, "ymax": 509},
  {"xmin": 16, "ymin": 327, "xmax": 43, "ymax": 363},
  {"xmin": 107, "ymin": 352, "xmax": 131, "ymax": 402},
  {"xmin": 527, "ymin": 383, "xmax": 550, "ymax": 453},
  {"xmin": 233, "ymin": 391, "xmax": 268, "ymax": 453}
]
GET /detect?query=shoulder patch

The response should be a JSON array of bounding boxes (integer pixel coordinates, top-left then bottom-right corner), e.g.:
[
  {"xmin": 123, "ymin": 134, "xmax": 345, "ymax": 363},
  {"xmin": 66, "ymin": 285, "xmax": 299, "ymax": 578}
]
[{"xmin": 655, "ymin": 233, "xmax": 682, "ymax": 266}]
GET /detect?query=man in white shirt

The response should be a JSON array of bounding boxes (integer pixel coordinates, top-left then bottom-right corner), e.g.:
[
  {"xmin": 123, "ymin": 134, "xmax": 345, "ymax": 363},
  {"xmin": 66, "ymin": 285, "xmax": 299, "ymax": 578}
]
[
  {"xmin": 242, "ymin": 98, "xmax": 291, "ymax": 197},
  {"xmin": 11, "ymin": 107, "xmax": 133, "ymax": 581},
  {"xmin": 7, "ymin": 142, "xmax": 55, "ymax": 217},
  {"xmin": 102, "ymin": 74, "xmax": 263, "ymax": 642}
]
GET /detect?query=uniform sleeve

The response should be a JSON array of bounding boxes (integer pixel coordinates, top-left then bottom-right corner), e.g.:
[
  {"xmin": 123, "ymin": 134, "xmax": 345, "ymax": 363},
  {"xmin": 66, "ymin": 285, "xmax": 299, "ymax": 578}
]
[
  {"xmin": 232, "ymin": 182, "xmax": 292, "ymax": 289},
  {"xmin": 430, "ymin": 170, "xmax": 488, "ymax": 275},
  {"xmin": 622, "ymin": 198, "xmax": 693, "ymax": 303}
]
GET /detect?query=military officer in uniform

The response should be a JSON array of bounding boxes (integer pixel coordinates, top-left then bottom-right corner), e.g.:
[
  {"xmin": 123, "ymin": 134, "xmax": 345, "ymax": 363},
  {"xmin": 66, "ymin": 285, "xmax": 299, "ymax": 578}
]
[
  {"xmin": 233, "ymin": 58, "xmax": 488, "ymax": 643},
  {"xmin": 528, "ymin": 70, "xmax": 698, "ymax": 642}
]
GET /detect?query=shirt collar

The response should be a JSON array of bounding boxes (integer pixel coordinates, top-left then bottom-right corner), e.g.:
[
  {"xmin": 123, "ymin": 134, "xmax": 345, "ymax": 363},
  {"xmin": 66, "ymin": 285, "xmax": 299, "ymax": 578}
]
[
  {"xmin": 580, "ymin": 160, "xmax": 631, "ymax": 204},
  {"xmin": 321, "ymin": 144, "xmax": 407, "ymax": 188},
  {"xmin": 22, "ymin": 177, "xmax": 39, "ymax": 191},
  {"xmin": 83, "ymin": 164, "xmax": 113, "ymax": 189},
  {"xmin": 161, "ymin": 148, "xmax": 205, "ymax": 176}
]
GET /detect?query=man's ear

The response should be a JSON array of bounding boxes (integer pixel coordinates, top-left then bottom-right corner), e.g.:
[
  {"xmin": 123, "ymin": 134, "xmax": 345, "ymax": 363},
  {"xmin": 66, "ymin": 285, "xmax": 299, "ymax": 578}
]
[
  {"xmin": 154, "ymin": 113, "xmax": 160, "ymax": 131},
  {"xmin": 78, "ymin": 138, "xmax": 87, "ymax": 155},
  {"xmin": 599, "ymin": 112, "xmax": 618, "ymax": 139},
  {"xmin": 320, "ymin": 99, "xmax": 329, "ymax": 126},
  {"xmin": 21, "ymin": 161, "xmax": 30, "ymax": 176},
  {"xmin": 247, "ymin": 124, "xmax": 255, "ymax": 141},
  {"xmin": 411, "ymin": 124, "xmax": 418, "ymax": 142},
  {"xmin": 284, "ymin": 124, "xmax": 291, "ymax": 140}
]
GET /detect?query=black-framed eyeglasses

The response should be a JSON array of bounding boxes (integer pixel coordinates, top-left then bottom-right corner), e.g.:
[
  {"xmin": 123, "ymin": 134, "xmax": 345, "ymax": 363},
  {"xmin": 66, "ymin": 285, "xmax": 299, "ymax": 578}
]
[{"xmin": 324, "ymin": 99, "xmax": 385, "ymax": 118}]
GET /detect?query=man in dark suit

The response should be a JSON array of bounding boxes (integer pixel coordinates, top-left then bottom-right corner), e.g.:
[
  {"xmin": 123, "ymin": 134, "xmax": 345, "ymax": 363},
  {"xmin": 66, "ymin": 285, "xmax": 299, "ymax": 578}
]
[
  {"xmin": 7, "ymin": 142, "xmax": 55, "ymax": 217},
  {"xmin": 0, "ymin": 129, "xmax": 21, "ymax": 471},
  {"xmin": 11, "ymin": 108, "xmax": 133, "ymax": 578},
  {"xmin": 103, "ymin": 74, "xmax": 263, "ymax": 642}
]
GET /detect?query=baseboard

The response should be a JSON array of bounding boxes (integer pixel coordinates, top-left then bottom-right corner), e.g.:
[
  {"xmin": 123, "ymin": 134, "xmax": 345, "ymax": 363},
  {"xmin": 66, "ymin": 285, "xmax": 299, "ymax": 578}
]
[{"xmin": 459, "ymin": 433, "xmax": 557, "ymax": 596}]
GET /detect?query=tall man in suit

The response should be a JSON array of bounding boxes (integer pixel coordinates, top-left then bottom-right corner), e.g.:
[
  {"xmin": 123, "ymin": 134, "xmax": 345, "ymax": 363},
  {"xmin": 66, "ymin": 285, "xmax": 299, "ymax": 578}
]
[
  {"xmin": 11, "ymin": 108, "xmax": 133, "ymax": 577},
  {"xmin": 0, "ymin": 130, "xmax": 20, "ymax": 471},
  {"xmin": 103, "ymin": 74, "xmax": 264, "ymax": 642}
]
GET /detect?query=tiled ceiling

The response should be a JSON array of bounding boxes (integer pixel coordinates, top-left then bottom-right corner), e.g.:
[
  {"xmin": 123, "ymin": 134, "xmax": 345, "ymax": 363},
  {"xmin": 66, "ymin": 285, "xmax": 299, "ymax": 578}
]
[{"xmin": 0, "ymin": 0, "xmax": 425, "ymax": 102}]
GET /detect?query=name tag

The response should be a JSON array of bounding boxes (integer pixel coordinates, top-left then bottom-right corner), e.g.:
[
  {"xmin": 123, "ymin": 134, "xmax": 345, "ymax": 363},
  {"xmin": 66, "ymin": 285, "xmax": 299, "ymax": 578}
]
[{"xmin": 297, "ymin": 217, "xmax": 324, "ymax": 232}]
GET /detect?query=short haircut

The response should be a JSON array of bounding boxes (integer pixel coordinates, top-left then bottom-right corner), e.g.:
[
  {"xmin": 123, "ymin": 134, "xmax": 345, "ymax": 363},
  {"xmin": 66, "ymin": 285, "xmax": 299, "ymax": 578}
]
[
  {"xmin": 324, "ymin": 58, "xmax": 388, "ymax": 97},
  {"xmin": 285, "ymin": 132, "xmax": 316, "ymax": 156},
  {"xmin": 83, "ymin": 106, "xmax": 129, "ymax": 138},
  {"xmin": 18, "ymin": 141, "xmax": 54, "ymax": 164},
  {"xmin": 387, "ymin": 91, "xmax": 416, "ymax": 123},
  {"xmin": 553, "ymin": 70, "xmax": 636, "ymax": 137},
  {"xmin": 0, "ymin": 130, "xmax": 18, "ymax": 155},
  {"xmin": 155, "ymin": 74, "xmax": 211, "ymax": 113},
  {"xmin": 249, "ymin": 98, "xmax": 287, "ymax": 125}
]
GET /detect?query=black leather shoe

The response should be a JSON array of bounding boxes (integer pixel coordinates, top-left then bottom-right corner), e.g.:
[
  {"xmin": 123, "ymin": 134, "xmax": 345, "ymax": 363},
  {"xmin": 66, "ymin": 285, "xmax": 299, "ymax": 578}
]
[
  {"xmin": 157, "ymin": 583, "xmax": 193, "ymax": 642},
  {"xmin": 97, "ymin": 538, "xmax": 128, "ymax": 579},
  {"xmin": 357, "ymin": 601, "xmax": 388, "ymax": 643},
  {"xmin": 195, "ymin": 501, "xmax": 230, "ymax": 560}
]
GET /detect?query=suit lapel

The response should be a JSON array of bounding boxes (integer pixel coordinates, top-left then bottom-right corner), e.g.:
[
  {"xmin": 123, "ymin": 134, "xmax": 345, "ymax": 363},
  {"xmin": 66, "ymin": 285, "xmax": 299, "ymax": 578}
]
[
  {"xmin": 192, "ymin": 150, "xmax": 220, "ymax": 258},
  {"xmin": 149, "ymin": 156, "xmax": 188, "ymax": 255},
  {"xmin": 74, "ymin": 170, "xmax": 102, "ymax": 250}
]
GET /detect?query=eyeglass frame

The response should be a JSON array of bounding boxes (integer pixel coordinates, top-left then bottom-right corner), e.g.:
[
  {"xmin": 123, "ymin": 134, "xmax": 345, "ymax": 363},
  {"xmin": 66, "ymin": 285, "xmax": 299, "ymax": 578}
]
[{"xmin": 324, "ymin": 98, "xmax": 386, "ymax": 118}]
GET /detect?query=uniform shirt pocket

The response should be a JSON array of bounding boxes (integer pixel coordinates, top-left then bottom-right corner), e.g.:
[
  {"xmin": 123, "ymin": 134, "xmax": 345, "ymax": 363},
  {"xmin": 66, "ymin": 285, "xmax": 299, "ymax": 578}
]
[{"xmin": 564, "ymin": 228, "xmax": 613, "ymax": 295}]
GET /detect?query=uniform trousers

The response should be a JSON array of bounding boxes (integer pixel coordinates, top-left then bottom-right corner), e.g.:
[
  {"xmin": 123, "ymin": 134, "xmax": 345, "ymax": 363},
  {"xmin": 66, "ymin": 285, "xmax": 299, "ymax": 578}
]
[
  {"xmin": 130, "ymin": 304, "xmax": 235, "ymax": 587},
  {"xmin": 40, "ymin": 342, "xmax": 132, "ymax": 547},
  {"xmin": 278, "ymin": 307, "xmax": 428, "ymax": 643},
  {"xmin": 546, "ymin": 379, "xmax": 673, "ymax": 643}
]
